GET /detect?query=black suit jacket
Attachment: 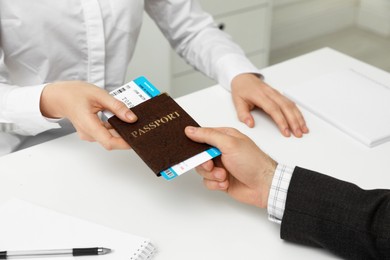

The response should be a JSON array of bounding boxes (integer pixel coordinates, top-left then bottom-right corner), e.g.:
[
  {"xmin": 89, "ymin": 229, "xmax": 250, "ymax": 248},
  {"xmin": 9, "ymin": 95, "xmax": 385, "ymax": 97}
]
[{"xmin": 281, "ymin": 167, "xmax": 390, "ymax": 259}]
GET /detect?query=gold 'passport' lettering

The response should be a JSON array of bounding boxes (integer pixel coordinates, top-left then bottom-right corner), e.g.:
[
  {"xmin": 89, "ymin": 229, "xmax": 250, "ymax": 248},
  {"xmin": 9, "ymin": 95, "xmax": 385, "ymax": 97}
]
[{"xmin": 131, "ymin": 111, "xmax": 180, "ymax": 138}]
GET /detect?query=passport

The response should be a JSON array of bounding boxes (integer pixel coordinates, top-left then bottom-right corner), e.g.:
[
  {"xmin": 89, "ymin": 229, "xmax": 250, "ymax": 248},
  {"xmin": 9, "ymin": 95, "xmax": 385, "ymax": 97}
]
[
  {"xmin": 104, "ymin": 77, "xmax": 221, "ymax": 180},
  {"xmin": 108, "ymin": 93, "xmax": 212, "ymax": 176}
]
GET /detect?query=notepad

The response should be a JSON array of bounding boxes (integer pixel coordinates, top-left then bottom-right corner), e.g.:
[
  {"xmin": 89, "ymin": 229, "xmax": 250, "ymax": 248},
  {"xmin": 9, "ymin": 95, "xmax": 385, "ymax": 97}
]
[
  {"xmin": 284, "ymin": 68, "xmax": 390, "ymax": 147},
  {"xmin": 0, "ymin": 199, "xmax": 156, "ymax": 260}
]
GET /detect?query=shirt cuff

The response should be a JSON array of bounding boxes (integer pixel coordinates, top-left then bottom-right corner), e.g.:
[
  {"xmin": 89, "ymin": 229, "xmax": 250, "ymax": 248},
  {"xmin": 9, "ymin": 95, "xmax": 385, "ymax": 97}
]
[
  {"xmin": 2, "ymin": 84, "xmax": 61, "ymax": 135},
  {"xmin": 267, "ymin": 164, "xmax": 295, "ymax": 224},
  {"xmin": 215, "ymin": 53, "xmax": 262, "ymax": 91}
]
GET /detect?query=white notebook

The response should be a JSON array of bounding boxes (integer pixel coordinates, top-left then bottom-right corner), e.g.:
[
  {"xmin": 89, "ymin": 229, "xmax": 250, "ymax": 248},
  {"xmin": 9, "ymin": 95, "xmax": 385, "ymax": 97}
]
[
  {"xmin": 0, "ymin": 199, "xmax": 156, "ymax": 260},
  {"xmin": 284, "ymin": 68, "xmax": 390, "ymax": 147}
]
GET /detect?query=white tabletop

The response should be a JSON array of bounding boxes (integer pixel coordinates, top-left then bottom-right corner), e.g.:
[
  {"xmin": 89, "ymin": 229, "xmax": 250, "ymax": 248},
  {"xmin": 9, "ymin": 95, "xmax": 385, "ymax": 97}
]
[{"xmin": 1, "ymin": 48, "xmax": 389, "ymax": 259}]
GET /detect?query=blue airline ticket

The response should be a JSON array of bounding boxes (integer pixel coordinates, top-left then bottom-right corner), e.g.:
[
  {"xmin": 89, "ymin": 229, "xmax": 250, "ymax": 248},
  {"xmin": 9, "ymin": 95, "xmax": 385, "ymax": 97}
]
[{"xmin": 103, "ymin": 76, "xmax": 221, "ymax": 180}]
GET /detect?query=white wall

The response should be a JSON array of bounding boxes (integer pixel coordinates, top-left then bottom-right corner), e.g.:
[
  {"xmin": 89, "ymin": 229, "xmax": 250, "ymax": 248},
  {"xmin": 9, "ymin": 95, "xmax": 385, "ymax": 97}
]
[
  {"xmin": 273, "ymin": 0, "xmax": 304, "ymax": 7},
  {"xmin": 126, "ymin": 1, "xmax": 390, "ymax": 91},
  {"xmin": 271, "ymin": 0, "xmax": 390, "ymax": 50},
  {"xmin": 271, "ymin": 0, "xmax": 358, "ymax": 50},
  {"xmin": 357, "ymin": 0, "xmax": 390, "ymax": 36}
]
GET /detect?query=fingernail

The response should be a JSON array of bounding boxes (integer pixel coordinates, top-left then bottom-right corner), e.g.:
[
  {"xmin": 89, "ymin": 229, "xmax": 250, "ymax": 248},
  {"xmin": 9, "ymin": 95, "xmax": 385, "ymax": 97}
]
[
  {"xmin": 202, "ymin": 161, "xmax": 213, "ymax": 171},
  {"xmin": 295, "ymin": 128, "xmax": 302, "ymax": 137},
  {"xmin": 126, "ymin": 111, "xmax": 137, "ymax": 121},
  {"xmin": 284, "ymin": 128, "xmax": 291, "ymax": 137},
  {"xmin": 218, "ymin": 182, "xmax": 227, "ymax": 189},
  {"xmin": 245, "ymin": 118, "xmax": 252, "ymax": 127},
  {"xmin": 214, "ymin": 171, "xmax": 223, "ymax": 181},
  {"xmin": 186, "ymin": 126, "xmax": 197, "ymax": 134},
  {"xmin": 303, "ymin": 125, "xmax": 309, "ymax": 133}
]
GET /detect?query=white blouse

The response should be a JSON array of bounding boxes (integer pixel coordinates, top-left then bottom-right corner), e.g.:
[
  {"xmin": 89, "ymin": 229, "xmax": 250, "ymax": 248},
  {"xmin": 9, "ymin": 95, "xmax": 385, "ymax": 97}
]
[{"xmin": 0, "ymin": 0, "xmax": 259, "ymax": 153}]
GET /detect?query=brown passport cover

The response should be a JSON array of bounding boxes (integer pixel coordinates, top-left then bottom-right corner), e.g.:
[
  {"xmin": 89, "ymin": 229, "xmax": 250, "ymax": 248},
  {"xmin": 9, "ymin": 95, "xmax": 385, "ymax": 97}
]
[{"xmin": 108, "ymin": 93, "xmax": 212, "ymax": 176}]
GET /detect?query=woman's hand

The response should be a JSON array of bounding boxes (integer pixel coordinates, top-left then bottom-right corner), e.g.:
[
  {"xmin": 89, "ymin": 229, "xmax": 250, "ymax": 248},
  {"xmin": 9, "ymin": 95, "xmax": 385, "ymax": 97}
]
[{"xmin": 40, "ymin": 81, "xmax": 137, "ymax": 150}]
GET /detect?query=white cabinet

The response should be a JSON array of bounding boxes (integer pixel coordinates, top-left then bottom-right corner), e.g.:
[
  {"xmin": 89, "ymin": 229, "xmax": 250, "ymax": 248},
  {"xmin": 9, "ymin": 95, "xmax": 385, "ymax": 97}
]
[
  {"xmin": 172, "ymin": 0, "xmax": 272, "ymax": 97},
  {"xmin": 126, "ymin": 0, "xmax": 272, "ymax": 97}
]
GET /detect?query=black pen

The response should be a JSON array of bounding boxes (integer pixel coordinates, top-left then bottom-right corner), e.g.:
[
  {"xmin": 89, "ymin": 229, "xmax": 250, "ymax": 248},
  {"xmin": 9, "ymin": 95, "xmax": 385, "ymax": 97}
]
[{"xmin": 0, "ymin": 247, "xmax": 111, "ymax": 259}]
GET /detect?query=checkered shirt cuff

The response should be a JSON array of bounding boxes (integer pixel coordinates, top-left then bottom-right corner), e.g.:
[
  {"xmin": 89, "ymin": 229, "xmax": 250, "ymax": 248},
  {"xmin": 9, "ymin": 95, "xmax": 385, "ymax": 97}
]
[{"xmin": 267, "ymin": 164, "xmax": 295, "ymax": 224}]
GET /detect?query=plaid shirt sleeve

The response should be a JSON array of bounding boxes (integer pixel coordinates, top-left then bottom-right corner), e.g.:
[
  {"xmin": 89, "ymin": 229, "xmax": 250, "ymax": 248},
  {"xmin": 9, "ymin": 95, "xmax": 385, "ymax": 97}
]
[{"xmin": 267, "ymin": 164, "xmax": 295, "ymax": 224}]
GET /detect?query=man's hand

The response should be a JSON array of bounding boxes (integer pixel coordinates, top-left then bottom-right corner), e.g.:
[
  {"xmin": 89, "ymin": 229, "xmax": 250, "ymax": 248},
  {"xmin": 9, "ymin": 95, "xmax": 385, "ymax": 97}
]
[
  {"xmin": 40, "ymin": 81, "xmax": 137, "ymax": 150},
  {"xmin": 185, "ymin": 126, "xmax": 277, "ymax": 208},
  {"xmin": 231, "ymin": 73, "xmax": 309, "ymax": 137}
]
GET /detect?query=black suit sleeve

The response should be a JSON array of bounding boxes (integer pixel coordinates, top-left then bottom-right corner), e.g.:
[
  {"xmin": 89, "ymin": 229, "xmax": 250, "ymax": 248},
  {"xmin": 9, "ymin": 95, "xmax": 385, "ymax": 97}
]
[{"xmin": 280, "ymin": 167, "xmax": 390, "ymax": 259}]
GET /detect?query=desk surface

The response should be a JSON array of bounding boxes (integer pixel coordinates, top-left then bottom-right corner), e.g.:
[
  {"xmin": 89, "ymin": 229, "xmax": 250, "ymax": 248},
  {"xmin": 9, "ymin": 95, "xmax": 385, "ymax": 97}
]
[{"xmin": 1, "ymin": 48, "xmax": 389, "ymax": 259}]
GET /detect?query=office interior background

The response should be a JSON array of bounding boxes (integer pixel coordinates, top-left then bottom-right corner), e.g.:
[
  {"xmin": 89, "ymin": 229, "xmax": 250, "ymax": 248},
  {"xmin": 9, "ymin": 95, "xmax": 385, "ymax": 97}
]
[{"xmin": 126, "ymin": 0, "xmax": 390, "ymax": 97}]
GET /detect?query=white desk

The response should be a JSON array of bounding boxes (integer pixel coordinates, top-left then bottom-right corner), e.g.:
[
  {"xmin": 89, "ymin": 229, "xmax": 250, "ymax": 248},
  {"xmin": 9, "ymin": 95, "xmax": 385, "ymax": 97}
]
[{"xmin": 1, "ymin": 48, "xmax": 389, "ymax": 259}]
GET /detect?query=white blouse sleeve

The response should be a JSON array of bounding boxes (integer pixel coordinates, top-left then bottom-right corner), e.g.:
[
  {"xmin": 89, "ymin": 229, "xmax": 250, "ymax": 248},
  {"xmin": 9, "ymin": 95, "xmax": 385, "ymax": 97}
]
[
  {"xmin": 144, "ymin": 0, "xmax": 261, "ymax": 91},
  {"xmin": 0, "ymin": 49, "xmax": 60, "ymax": 136}
]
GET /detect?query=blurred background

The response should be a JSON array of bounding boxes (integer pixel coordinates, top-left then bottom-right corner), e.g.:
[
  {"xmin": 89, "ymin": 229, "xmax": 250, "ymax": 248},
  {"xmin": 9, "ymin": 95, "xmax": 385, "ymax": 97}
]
[
  {"xmin": 269, "ymin": 0, "xmax": 390, "ymax": 70},
  {"xmin": 126, "ymin": 0, "xmax": 390, "ymax": 97}
]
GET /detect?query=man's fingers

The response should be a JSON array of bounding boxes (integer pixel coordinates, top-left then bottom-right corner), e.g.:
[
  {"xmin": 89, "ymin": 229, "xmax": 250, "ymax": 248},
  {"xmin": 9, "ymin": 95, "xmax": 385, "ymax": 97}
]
[
  {"xmin": 197, "ymin": 160, "xmax": 214, "ymax": 172},
  {"xmin": 203, "ymin": 179, "xmax": 229, "ymax": 191},
  {"xmin": 195, "ymin": 166, "xmax": 228, "ymax": 182},
  {"xmin": 185, "ymin": 126, "xmax": 243, "ymax": 152}
]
